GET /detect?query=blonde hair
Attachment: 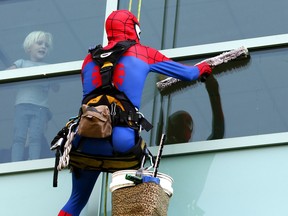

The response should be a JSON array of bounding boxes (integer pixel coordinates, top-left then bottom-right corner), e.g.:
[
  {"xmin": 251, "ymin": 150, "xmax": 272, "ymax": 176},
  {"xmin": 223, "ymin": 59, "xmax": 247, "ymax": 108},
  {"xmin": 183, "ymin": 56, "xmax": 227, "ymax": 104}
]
[{"xmin": 23, "ymin": 31, "xmax": 53, "ymax": 53}]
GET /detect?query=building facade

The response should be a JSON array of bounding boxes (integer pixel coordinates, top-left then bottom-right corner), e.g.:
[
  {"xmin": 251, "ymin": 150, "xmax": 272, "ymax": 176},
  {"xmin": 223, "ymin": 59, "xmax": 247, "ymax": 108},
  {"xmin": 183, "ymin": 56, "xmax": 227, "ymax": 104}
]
[{"xmin": 1, "ymin": 0, "xmax": 288, "ymax": 215}]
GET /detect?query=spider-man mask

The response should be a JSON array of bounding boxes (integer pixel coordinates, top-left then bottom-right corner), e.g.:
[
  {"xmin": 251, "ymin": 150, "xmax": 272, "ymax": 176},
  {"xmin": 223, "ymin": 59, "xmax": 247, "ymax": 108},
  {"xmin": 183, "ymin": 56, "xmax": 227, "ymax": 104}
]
[{"xmin": 105, "ymin": 10, "xmax": 140, "ymax": 49}]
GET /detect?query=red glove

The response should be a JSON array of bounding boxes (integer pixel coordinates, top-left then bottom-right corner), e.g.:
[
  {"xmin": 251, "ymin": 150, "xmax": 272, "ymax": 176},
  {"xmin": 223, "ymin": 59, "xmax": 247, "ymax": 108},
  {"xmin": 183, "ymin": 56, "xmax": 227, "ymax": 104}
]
[{"xmin": 196, "ymin": 62, "xmax": 212, "ymax": 82}]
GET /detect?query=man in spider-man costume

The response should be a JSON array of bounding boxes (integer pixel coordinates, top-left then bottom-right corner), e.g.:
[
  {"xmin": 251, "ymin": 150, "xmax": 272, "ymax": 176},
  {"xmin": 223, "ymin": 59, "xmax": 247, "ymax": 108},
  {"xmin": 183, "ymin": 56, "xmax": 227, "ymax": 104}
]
[{"xmin": 58, "ymin": 9, "xmax": 212, "ymax": 216}]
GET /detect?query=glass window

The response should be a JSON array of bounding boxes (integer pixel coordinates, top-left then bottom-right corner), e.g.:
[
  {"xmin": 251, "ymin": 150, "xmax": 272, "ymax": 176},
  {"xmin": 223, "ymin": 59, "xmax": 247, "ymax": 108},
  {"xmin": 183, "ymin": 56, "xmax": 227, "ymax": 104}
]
[
  {"xmin": 150, "ymin": 47, "xmax": 288, "ymax": 143},
  {"xmin": 0, "ymin": 0, "xmax": 106, "ymax": 70},
  {"xmin": 119, "ymin": 0, "xmax": 288, "ymax": 49},
  {"xmin": 2, "ymin": 47, "xmax": 288, "ymax": 163},
  {"xmin": 0, "ymin": 74, "xmax": 82, "ymax": 163}
]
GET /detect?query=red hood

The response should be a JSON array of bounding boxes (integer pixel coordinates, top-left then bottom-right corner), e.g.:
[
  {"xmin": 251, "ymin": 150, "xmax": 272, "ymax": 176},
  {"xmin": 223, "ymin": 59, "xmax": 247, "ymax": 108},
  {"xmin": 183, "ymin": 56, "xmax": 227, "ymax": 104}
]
[{"xmin": 105, "ymin": 10, "xmax": 140, "ymax": 50}]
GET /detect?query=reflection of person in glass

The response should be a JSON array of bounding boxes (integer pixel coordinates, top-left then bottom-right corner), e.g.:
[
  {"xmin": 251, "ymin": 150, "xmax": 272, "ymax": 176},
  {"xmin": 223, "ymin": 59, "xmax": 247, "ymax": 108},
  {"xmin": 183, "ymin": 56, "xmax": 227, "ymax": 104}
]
[
  {"xmin": 166, "ymin": 74, "xmax": 225, "ymax": 144},
  {"xmin": 164, "ymin": 74, "xmax": 224, "ymax": 215},
  {"xmin": 8, "ymin": 31, "xmax": 55, "ymax": 161},
  {"xmin": 166, "ymin": 110, "xmax": 193, "ymax": 144}
]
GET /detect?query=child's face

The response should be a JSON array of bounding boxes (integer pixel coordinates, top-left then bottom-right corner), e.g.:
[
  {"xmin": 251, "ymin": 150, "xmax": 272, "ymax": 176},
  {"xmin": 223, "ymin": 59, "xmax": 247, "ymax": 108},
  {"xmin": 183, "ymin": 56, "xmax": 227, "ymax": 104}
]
[{"xmin": 28, "ymin": 39, "xmax": 50, "ymax": 62}]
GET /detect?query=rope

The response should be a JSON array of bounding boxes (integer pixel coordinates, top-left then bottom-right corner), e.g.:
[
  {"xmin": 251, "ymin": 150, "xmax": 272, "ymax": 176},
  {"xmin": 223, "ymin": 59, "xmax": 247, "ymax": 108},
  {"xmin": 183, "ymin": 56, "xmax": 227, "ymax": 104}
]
[
  {"xmin": 128, "ymin": 0, "xmax": 132, "ymax": 11},
  {"xmin": 57, "ymin": 123, "xmax": 77, "ymax": 171},
  {"xmin": 137, "ymin": 0, "xmax": 142, "ymax": 21},
  {"xmin": 128, "ymin": 0, "xmax": 142, "ymax": 21}
]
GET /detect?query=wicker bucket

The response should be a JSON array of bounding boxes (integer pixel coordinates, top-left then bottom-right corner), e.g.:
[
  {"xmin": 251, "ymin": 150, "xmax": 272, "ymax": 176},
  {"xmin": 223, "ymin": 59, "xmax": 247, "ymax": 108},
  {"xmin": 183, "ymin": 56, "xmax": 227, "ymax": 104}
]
[{"xmin": 110, "ymin": 170, "xmax": 173, "ymax": 216}]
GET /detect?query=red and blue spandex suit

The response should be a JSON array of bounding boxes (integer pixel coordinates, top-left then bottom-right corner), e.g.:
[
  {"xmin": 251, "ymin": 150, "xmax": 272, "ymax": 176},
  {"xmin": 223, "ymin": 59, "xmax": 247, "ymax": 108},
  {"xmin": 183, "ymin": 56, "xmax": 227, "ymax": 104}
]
[{"xmin": 58, "ymin": 9, "xmax": 211, "ymax": 216}]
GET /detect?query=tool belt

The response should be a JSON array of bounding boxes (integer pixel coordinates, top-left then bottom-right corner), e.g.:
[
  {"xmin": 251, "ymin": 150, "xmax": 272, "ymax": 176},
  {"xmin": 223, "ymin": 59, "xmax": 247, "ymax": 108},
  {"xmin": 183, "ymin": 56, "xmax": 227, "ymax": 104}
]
[{"xmin": 69, "ymin": 136, "xmax": 150, "ymax": 172}]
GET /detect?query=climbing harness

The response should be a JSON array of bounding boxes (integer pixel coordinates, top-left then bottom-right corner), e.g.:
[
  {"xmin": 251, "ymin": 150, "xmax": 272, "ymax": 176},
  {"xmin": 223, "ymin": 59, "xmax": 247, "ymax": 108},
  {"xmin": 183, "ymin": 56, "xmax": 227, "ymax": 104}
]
[
  {"xmin": 50, "ymin": 40, "xmax": 153, "ymax": 187},
  {"xmin": 83, "ymin": 40, "xmax": 153, "ymax": 132}
]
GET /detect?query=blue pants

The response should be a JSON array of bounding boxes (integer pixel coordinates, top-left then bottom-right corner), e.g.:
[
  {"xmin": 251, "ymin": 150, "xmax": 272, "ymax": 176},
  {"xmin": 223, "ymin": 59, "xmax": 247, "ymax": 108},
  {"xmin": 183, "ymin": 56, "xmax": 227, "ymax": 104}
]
[
  {"xmin": 59, "ymin": 126, "xmax": 136, "ymax": 216},
  {"xmin": 11, "ymin": 103, "xmax": 51, "ymax": 161}
]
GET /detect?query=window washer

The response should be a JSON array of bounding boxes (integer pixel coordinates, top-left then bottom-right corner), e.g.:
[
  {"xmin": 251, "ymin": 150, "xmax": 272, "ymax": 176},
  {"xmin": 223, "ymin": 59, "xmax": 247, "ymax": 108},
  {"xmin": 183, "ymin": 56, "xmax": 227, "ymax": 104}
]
[{"xmin": 56, "ymin": 9, "xmax": 212, "ymax": 216}]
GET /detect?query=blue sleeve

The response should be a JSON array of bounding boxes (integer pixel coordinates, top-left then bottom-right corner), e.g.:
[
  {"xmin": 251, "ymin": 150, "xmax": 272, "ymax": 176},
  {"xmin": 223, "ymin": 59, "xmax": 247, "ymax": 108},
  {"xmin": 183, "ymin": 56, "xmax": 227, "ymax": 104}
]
[{"xmin": 150, "ymin": 60, "xmax": 200, "ymax": 81}]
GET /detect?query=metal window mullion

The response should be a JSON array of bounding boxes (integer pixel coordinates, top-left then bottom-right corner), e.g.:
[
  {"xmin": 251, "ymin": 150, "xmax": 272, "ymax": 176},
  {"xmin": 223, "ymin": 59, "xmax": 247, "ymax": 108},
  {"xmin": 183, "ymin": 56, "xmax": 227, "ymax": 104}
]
[{"xmin": 103, "ymin": 0, "xmax": 119, "ymax": 45}]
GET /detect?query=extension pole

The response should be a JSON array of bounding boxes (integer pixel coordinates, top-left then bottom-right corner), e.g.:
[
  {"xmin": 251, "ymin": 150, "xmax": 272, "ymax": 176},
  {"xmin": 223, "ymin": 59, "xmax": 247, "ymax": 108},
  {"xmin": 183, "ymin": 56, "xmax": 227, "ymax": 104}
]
[
  {"xmin": 53, "ymin": 149, "xmax": 60, "ymax": 187},
  {"xmin": 153, "ymin": 133, "xmax": 166, "ymax": 177}
]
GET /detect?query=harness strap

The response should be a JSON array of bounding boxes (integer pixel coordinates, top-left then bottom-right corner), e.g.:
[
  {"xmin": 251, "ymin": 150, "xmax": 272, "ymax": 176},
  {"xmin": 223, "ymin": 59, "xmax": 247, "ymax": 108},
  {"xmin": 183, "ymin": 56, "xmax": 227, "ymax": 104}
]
[
  {"xmin": 83, "ymin": 89, "xmax": 153, "ymax": 132},
  {"xmin": 112, "ymin": 107, "xmax": 153, "ymax": 131},
  {"xmin": 89, "ymin": 40, "xmax": 136, "ymax": 66},
  {"xmin": 89, "ymin": 40, "xmax": 136, "ymax": 89}
]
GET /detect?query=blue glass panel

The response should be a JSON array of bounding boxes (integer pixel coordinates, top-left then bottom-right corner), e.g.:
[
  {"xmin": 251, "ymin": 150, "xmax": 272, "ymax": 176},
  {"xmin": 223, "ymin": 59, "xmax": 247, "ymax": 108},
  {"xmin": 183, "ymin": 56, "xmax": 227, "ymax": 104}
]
[{"xmin": 0, "ymin": 0, "xmax": 106, "ymax": 70}]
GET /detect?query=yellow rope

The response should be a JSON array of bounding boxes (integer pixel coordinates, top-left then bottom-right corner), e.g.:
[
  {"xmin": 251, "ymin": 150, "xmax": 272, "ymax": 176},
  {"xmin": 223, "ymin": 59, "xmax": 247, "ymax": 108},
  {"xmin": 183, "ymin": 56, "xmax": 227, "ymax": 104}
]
[
  {"xmin": 137, "ymin": 0, "xmax": 142, "ymax": 21},
  {"xmin": 128, "ymin": 0, "xmax": 142, "ymax": 21},
  {"xmin": 128, "ymin": 0, "xmax": 132, "ymax": 11}
]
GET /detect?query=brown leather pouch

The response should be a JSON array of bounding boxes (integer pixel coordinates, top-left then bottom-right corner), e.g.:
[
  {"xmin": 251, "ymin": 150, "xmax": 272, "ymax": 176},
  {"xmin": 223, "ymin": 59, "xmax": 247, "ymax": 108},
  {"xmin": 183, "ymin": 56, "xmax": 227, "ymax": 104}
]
[{"xmin": 77, "ymin": 104, "xmax": 112, "ymax": 138}]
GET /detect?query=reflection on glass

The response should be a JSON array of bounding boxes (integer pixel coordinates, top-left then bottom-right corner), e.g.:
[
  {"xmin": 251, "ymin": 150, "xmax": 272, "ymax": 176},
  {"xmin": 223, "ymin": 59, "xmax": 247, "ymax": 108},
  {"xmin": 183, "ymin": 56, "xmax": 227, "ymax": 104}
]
[
  {"xmin": 163, "ymin": 74, "xmax": 225, "ymax": 145},
  {"xmin": 166, "ymin": 110, "xmax": 193, "ymax": 144},
  {"xmin": 151, "ymin": 47, "xmax": 288, "ymax": 142},
  {"xmin": 2, "ymin": 47, "xmax": 288, "ymax": 163}
]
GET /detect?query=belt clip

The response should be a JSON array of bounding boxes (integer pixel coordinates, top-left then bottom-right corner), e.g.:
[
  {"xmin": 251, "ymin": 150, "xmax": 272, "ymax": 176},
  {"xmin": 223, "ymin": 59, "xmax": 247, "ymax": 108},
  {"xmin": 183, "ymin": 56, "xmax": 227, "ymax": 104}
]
[
  {"xmin": 110, "ymin": 102, "xmax": 116, "ymax": 116},
  {"xmin": 135, "ymin": 108, "xmax": 144, "ymax": 133}
]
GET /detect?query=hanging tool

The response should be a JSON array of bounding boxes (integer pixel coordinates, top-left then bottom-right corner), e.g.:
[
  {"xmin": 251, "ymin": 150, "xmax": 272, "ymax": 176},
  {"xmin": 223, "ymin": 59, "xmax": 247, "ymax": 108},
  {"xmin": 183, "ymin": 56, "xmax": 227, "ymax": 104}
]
[{"xmin": 153, "ymin": 133, "xmax": 166, "ymax": 177}]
